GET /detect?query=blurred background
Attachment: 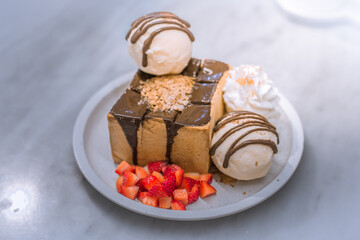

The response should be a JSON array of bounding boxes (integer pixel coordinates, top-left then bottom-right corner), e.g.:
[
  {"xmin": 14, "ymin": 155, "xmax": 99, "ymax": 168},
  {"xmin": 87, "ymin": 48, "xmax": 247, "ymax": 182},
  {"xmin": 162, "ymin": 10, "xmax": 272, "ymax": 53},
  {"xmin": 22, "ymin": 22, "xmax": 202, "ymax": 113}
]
[{"xmin": 1, "ymin": 0, "xmax": 360, "ymax": 239}]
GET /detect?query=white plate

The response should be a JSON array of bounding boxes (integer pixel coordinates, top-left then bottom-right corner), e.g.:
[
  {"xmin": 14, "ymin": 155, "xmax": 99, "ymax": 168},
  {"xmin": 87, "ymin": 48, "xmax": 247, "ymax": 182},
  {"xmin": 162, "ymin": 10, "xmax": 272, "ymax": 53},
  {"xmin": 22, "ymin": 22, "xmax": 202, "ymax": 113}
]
[{"xmin": 73, "ymin": 72, "xmax": 304, "ymax": 221}]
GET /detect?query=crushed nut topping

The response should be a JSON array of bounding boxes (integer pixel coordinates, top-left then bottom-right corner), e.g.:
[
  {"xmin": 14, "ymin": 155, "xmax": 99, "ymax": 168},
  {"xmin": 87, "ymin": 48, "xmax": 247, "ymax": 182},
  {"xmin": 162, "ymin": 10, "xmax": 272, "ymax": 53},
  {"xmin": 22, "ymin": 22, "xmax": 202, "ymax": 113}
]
[{"xmin": 139, "ymin": 75, "xmax": 194, "ymax": 112}]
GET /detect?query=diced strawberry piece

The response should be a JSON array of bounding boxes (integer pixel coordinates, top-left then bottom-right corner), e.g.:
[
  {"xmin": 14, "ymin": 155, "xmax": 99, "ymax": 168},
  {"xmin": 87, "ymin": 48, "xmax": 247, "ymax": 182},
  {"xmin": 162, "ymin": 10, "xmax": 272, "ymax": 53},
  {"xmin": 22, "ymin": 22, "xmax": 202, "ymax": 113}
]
[
  {"xmin": 171, "ymin": 200, "xmax": 186, "ymax": 210},
  {"xmin": 152, "ymin": 171, "xmax": 165, "ymax": 183},
  {"xmin": 174, "ymin": 170, "xmax": 184, "ymax": 187},
  {"xmin": 148, "ymin": 184, "xmax": 168, "ymax": 198},
  {"xmin": 188, "ymin": 184, "xmax": 199, "ymax": 204},
  {"xmin": 199, "ymin": 181, "xmax": 216, "ymax": 199},
  {"xmin": 121, "ymin": 185, "xmax": 139, "ymax": 200},
  {"xmin": 199, "ymin": 173, "xmax": 213, "ymax": 184},
  {"xmin": 142, "ymin": 196, "xmax": 158, "ymax": 207},
  {"xmin": 179, "ymin": 177, "xmax": 197, "ymax": 192},
  {"xmin": 137, "ymin": 191, "xmax": 149, "ymax": 203},
  {"xmin": 115, "ymin": 161, "xmax": 133, "ymax": 175},
  {"xmin": 183, "ymin": 172, "xmax": 200, "ymax": 180},
  {"xmin": 162, "ymin": 164, "xmax": 184, "ymax": 187},
  {"xmin": 135, "ymin": 166, "xmax": 148, "ymax": 180},
  {"xmin": 116, "ymin": 176, "xmax": 123, "ymax": 193},
  {"xmin": 136, "ymin": 180, "xmax": 147, "ymax": 192},
  {"xmin": 122, "ymin": 171, "xmax": 139, "ymax": 186},
  {"xmin": 173, "ymin": 189, "xmax": 188, "ymax": 206},
  {"xmin": 141, "ymin": 175, "xmax": 160, "ymax": 191},
  {"xmin": 162, "ymin": 164, "xmax": 181, "ymax": 176},
  {"xmin": 148, "ymin": 161, "xmax": 168, "ymax": 173},
  {"xmin": 159, "ymin": 196, "xmax": 172, "ymax": 209},
  {"xmin": 161, "ymin": 174, "xmax": 176, "ymax": 196}
]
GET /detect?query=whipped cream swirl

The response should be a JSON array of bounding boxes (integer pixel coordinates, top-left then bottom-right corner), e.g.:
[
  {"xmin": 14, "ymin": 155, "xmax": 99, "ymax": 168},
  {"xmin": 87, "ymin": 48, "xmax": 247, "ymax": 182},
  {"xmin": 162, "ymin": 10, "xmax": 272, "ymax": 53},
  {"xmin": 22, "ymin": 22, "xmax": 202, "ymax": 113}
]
[{"xmin": 223, "ymin": 65, "xmax": 280, "ymax": 119}]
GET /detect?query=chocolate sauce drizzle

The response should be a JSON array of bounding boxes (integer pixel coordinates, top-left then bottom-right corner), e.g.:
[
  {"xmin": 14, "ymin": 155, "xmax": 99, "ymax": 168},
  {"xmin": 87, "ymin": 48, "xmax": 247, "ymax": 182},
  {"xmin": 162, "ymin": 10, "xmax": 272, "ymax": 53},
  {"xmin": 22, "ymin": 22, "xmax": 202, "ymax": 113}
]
[
  {"xmin": 110, "ymin": 89, "xmax": 148, "ymax": 164},
  {"xmin": 144, "ymin": 110, "xmax": 178, "ymax": 163},
  {"xmin": 126, "ymin": 12, "xmax": 190, "ymax": 39},
  {"xmin": 126, "ymin": 12, "xmax": 195, "ymax": 67},
  {"xmin": 210, "ymin": 111, "xmax": 279, "ymax": 168},
  {"xmin": 214, "ymin": 111, "xmax": 270, "ymax": 132}
]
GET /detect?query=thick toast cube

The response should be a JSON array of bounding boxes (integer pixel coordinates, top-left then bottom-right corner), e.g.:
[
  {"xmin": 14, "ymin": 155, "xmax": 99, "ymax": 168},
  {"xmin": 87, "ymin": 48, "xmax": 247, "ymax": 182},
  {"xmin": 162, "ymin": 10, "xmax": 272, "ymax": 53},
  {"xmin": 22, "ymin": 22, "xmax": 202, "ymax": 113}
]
[{"xmin": 108, "ymin": 58, "xmax": 230, "ymax": 172}]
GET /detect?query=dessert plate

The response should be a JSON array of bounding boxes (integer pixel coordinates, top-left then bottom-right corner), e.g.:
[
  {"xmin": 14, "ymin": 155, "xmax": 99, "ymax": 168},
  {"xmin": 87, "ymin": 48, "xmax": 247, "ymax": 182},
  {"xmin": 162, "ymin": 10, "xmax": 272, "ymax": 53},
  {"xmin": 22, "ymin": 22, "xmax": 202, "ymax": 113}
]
[{"xmin": 73, "ymin": 72, "xmax": 304, "ymax": 221}]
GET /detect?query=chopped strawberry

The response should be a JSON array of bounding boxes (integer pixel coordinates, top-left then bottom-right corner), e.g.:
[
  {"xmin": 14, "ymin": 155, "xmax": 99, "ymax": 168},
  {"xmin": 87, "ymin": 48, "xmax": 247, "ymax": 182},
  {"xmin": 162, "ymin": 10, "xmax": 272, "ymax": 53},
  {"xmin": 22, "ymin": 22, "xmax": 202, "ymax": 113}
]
[
  {"xmin": 122, "ymin": 171, "xmax": 139, "ymax": 186},
  {"xmin": 199, "ymin": 181, "xmax": 216, "ymax": 199},
  {"xmin": 173, "ymin": 189, "xmax": 188, "ymax": 206},
  {"xmin": 136, "ymin": 180, "xmax": 147, "ymax": 192},
  {"xmin": 148, "ymin": 184, "xmax": 168, "ymax": 198},
  {"xmin": 174, "ymin": 170, "xmax": 184, "ymax": 187},
  {"xmin": 116, "ymin": 176, "xmax": 123, "ymax": 193},
  {"xmin": 135, "ymin": 166, "xmax": 148, "ymax": 180},
  {"xmin": 162, "ymin": 164, "xmax": 184, "ymax": 187},
  {"xmin": 121, "ymin": 185, "xmax": 139, "ymax": 200},
  {"xmin": 148, "ymin": 161, "xmax": 168, "ymax": 173},
  {"xmin": 152, "ymin": 171, "xmax": 165, "ymax": 183},
  {"xmin": 115, "ymin": 161, "xmax": 133, "ymax": 175},
  {"xmin": 183, "ymin": 172, "xmax": 200, "ymax": 180},
  {"xmin": 137, "ymin": 191, "xmax": 149, "ymax": 203},
  {"xmin": 161, "ymin": 174, "xmax": 176, "ymax": 196},
  {"xmin": 188, "ymin": 184, "xmax": 199, "ymax": 204},
  {"xmin": 171, "ymin": 200, "xmax": 186, "ymax": 210},
  {"xmin": 159, "ymin": 196, "xmax": 172, "ymax": 209},
  {"xmin": 141, "ymin": 175, "xmax": 160, "ymax": 191},
  {"xmin": 142, "ymin": 196, "xmax": 158, "ymax": 207},
  {"xmin": 179, "ymin": 177, "xmax": 198, "ymax": 192},
  {"xmin": 199, "ymin": 173, "xmax": 213, "ymax": 184},
  {"xmin": 162, "ymin": 164, "xmax": 180, "ymax": 176}
]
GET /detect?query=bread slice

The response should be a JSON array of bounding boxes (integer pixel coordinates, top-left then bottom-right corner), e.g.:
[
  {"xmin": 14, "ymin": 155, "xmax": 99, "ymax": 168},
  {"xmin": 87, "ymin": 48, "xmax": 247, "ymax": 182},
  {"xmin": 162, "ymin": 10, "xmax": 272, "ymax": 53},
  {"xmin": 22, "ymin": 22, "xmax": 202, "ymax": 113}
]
[{"xmin": 108, "ymin": 58, "xmax": 230, "ymax": 173}]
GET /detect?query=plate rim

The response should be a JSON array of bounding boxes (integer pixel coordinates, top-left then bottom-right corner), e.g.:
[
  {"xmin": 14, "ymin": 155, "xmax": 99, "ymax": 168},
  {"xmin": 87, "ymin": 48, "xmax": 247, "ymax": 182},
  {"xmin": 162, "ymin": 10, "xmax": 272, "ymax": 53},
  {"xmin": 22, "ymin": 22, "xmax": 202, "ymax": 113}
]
[{"xmin": 72, "ymin": 72, "xmax": 304, "ymax": 221}]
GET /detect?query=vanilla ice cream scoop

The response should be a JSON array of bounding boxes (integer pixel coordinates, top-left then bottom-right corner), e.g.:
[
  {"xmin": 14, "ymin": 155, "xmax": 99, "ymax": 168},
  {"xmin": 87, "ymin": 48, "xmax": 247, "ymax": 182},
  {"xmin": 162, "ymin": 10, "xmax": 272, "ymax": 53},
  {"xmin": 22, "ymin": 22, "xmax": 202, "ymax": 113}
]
[
  {"xmin": 126, "ymin": 12, "xmax": 194, "ymax": 75},
  {"xmin": 223, "ymin": 65, "xmax": 280, "ymax": 119},
  {"xmin": 210, "ymin": 111, "xmax": 279, "ymax": 180}
]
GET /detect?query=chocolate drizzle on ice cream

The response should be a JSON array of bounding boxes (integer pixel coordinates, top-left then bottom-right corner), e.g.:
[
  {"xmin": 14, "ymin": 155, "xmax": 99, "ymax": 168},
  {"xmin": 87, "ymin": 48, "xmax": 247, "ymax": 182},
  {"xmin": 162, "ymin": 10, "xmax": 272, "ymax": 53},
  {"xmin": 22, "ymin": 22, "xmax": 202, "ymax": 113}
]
[
  {"xmin": 210, "ymin": 111, "xmax": 279, "ymax": 168},
  {"xmin": 126, "ymin": 12, "xmax": 194, "ymax": 67}
]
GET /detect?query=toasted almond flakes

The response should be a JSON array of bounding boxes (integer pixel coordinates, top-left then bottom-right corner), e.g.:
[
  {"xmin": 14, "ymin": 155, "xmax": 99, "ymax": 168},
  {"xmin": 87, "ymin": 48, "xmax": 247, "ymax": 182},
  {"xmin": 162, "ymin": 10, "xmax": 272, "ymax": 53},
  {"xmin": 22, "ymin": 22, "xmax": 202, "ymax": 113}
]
[{"xmin": 139, "ymin": 75, "xmax": 195, "ymax": 112}]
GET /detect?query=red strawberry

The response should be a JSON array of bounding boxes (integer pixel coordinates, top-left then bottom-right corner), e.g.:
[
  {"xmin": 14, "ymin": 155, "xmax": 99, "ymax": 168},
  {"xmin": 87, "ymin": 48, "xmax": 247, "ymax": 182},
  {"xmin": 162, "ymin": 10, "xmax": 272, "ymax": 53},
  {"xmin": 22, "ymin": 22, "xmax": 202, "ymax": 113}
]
[
  {"xmin": 135, "ymin": 166, "xmax": 148, "ymax": 180},
  {"xmin": 174, "ymin": 170, "xmax": 184, "ymax": 187},
  {"xmin": 136, "ymin": 180, "xmax": 147, "ymax": 192},
  {"xmin": 188, "ymin": 184, "xmax": 199, "ymax": 204},
  {"xmin": 137, "ymin": 191, "xmax": 149, "ymax": 203},
  {"xmin": 116, "ymin": 176, "xmax": 123, "ymax": 193},
  {"xmin": 171, "ymin": 200, "xmax": 186, "ymax": 210},
  {"xmin": 161, "ymin": 174, "xmax": 176, "ymax": 196},
  {"xmin": 199, "ymin": 181, "xmax": 216, "ymax": 199},
  {"xmin": 148, "ymin": 161, "xmax": 168, "ymax": 173},
  {"xmin": 162, "ymin": 164, "xmax": 180, "ymax": 176},
  {"xmin": 142, "ymin": 196, "xmax": 158, "ymax": 207},
  {"xmin": 122, "ymin": 172, "xmax": 139, "ymax": 187},
  {"xmin": 173, "ymin": 189, "xmax": 188, "ymax": 206},
  {"xmin": 159, "ymin": 196, "xmax": 172, "ymax": 209},
  {"xmin": 183, "ymin": 172, "xmax": 200, "ymax": 180},
  {"xmin": 121, "ymin": 185, "xmax": 139, "ymax": 200},
  {"xmin": 141, "ymin": 175, "xmax": 160, "ymax": 191},
  {"xmin": 199, "ymin": 173, "xmax": 213, "ymax": 184},
  {"xmin": 162, "ymin": 165, "xmax": 184, "ymax": 187},
  {"xmin": 148, "ymin": 184, "xmax": 168, "ymax": 198},
  {"xmin": 179, "ymin": 177, "xmax": 198, "ymax": 192},
  {"xmin": 152, "ymin": 171, "xmax": 165, "ymax": 183},
  {"xmin": 115, "ymin": 161, "xmax": 133, "ymax": 175}
]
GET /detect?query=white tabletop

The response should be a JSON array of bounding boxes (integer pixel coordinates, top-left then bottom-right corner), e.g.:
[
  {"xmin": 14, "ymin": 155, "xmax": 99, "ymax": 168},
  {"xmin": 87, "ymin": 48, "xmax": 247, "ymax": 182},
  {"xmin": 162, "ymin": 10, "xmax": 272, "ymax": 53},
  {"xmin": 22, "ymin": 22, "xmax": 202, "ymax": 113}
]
[{"xmin": 1, "ymin": 0, "xmax": 359, "ymax": 239}]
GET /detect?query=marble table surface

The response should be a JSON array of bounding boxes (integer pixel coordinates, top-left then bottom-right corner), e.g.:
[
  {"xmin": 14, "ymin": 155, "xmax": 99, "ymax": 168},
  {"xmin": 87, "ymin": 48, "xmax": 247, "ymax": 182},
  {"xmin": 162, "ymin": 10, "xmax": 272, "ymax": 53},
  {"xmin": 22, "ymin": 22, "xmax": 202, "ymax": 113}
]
[{"xmin": 1, "ymin": 0, "xmax": 360, "ymax": 239}]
